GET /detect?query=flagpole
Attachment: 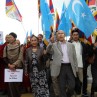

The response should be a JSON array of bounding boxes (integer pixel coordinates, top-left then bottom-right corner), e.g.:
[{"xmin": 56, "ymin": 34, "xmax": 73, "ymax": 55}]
[
  {"xmin": 96, "ymin": 0, "xmax": 97, "ymax": 8},
  {"xmin": 21, "ymin": 22, "xmax": 26, "ymax": 34},
  {"xmin": 54, "ymin": 9, "xmax": 56, "ymax": 32},
  {"xmin": 63, "ymin": 1, "xmax": 67, "ymax": 39},
  {"xmin": 38, "ymin": 15, "xmax": 39, "ymax": 34},
  {"xmin": 38, "ymin": 0, "xmax": 40, "ymax": 35}
]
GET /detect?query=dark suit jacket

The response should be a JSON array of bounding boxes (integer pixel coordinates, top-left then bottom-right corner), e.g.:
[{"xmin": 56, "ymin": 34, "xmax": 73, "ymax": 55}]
[{"xmin": 70, "ymin": 40, "xmax": 94, "ymax": 66}]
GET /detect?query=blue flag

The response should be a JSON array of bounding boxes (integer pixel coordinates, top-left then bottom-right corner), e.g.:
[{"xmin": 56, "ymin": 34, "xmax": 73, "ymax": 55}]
[
  {"xmin": 30, "ymin": 30, "xmax": 33, "ymax": 37},
  {"xmin": 24, "ymin": 31, "xmax": 28, "ymax": 44},
  {"xmin": 41, "ymin": 18, "xmax": 50, "ymax": 39},
  {"xmin": 58, "ymin": 4, "xmax": 72, "ymax": 36},
  {"xmin": 40, "ymin": 0, "xmax": 53, "ymax": 39},
  {"xmin": 0, "ymin": 41, "xmax": 3, "ymax": 45},
  {"xmin": 67, "ymin": 0, "xmax": 97, "ymax": 38}
]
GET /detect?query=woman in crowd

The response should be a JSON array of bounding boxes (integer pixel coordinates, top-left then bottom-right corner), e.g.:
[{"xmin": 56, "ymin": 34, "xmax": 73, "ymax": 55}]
[
  {"xmin": 25, "ymin": 35, "xmax": 49, "ymax": 97},
  {"xmin": 3, "ymin": 32, "xmax": 23, "ymax": 97}
]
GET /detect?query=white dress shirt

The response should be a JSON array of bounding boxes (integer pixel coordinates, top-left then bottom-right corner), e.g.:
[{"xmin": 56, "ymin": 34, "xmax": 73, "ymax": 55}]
[
  {"xmin": 73, "ymin": 41, "xmax": 83, "ymax": 68},
  {"xmin": 39, "ymin": 41, "xmax": 44, "ymax": 48},
  {"xmin": 60, "ymin": 42, "xmax": 70, "ymax": 63}
]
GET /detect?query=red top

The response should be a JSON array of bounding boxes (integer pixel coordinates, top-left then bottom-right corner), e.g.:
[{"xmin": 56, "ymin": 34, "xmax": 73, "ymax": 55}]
[{"xmin": 0, "ymin": 43, "xmax": 7, "ymax": 58}]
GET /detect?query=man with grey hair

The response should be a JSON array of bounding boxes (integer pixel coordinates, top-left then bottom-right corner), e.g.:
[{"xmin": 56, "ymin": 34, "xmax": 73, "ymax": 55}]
[{"xmin": 46, "ymin": 30, "xmax": 78, "ymax": 97}]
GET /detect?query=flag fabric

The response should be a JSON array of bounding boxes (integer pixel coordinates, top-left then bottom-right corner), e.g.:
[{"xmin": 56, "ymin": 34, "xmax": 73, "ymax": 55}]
[
  {"xmin": 78, "ymin": 30, "xmax": 85, "ymax": 38},
  {"xmin": 94, "ymin": 11, "xmax": 97, "ymax": 21},
  {"xmin": 67, "ymin": 0, "xmax": 97, "ymax": 38},
  {"xmin": 88, "ymin": 0, "xmax": 96, "ymax": 6},
  {"xmin": 55, "ymin": 10, "xmax": 60, "ymax": 31},
  {"xmin": 41, "ymin": 17, "xmax": 51, "ymax": 39},
  {"xmin": 85, "ymin": 0, "xmax": 89, "ymax": 4},
  {"xmin": 30, "ymin": 30, "xmax": 33, "ymax": 37},
  {"xmin": 49, "ymin": 0, "xmax": 54, "ymax": 13},
  {"xmin": 95, "ymin": 35, "xmax": 97, "ymax": 42},
  {"xmin": 94, "ymin": 28, "xmax": 97, "ymax": 35},
  {"xmin": 0, "ymin": 31, "xmax": 3, "ymax": 45},
  {"xmin": 6, "ymin": 0, "xmax": 22, "ymax": 22},
  {"xmin": 86, "ymin": 0, "xmax": 97, "ymax": 44},
  {"xmin": 38, "ymin": 0, "xmax": 41, "ymax": 17},
  {"xmin": 85, "ymin": 0, "xmax": 96, "ymax": 5},
  {"xmin": 42, "ymin": 21, "xmax": 52, "ymax": 39},
  {"xmin": 86, "ymin": 35, "xmax": 95, "ymax": 45},
  {"xmin": 81, "ymin": 0, "xmax": 95, "ymax": 44},
  {"xmin": 40, "ymin": 0, "xmax": 54, "ymax": 39},
  {"xmin": 24, "ymin": 32, "xmax": 28, "ymax": 44},
  {"xmin": 87, "ymin": 35, "xmax": 92, "ymax": 44},
  {"xmin": 0, "ymin": 41, "xmax": 3, "ymax": 45},
  {"xmin": 58, "ymin": 4, "xmax": 72, "ymax": 36},
  {"xmin": 43, "ymin": 38, "xmax": 49, "ymax": 46}
]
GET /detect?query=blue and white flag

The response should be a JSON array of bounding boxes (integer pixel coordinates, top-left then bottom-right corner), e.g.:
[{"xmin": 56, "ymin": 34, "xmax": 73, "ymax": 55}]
[
  {"xmin": 58, "ymin": 4, "xmax": 72, "ymax": 36},
  {"xmin": 67, "ymin": 0, "xmax": 97, "ymax": 38},
  {"xmin": 40, "ymin": 0, "xmax": 54, "ymax": 39}
]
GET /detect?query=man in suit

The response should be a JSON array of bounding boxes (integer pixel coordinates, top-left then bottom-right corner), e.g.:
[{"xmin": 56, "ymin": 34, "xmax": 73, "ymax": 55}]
[
  {"xmin": 46, "ymin": 30, "xmax": 78, "ymax": 97},
  {"xmin": 38, "ymin": 34, "xmax": 48, "ymax": 50},
  {"xmin": 71, "ymin": 28, "xmax": 95, "ymax": 97},
  {"xmin": 71, "ymin": 28, "xmax": 88, "ymax": 97}
]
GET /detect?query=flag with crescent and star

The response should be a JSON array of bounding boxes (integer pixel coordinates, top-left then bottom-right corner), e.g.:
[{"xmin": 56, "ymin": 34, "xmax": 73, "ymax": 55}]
[{"xmin": 67, "ymin": 0, "xmax": 97, "ymax": 38}]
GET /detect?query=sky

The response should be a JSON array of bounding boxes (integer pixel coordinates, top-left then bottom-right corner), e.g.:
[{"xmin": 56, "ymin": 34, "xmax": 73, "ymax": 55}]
[{"xmin": 0, "ymin": 0, "xmax": 70, "ymax": 44}]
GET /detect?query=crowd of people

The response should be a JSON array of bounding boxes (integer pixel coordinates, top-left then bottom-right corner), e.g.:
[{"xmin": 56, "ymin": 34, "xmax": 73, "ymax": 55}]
[{"xmin": 0, "ymin": 28, "xmax": 97, "ymax": 97}]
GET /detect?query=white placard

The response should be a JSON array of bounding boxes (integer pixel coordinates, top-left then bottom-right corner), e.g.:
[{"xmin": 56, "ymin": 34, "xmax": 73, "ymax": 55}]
[{"xmin": 4, "ymin": 69, "xmax": 23, "ymax": 82}]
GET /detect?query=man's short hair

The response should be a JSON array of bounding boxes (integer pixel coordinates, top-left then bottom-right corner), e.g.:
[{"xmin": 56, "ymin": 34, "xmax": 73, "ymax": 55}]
[
  {"xmin": 38, "ymin": 34, "xmax": 43, "ymax": 38},
  {"xmin": 71, "ymin": 28, "xmax": 79, "ymax": 34}
]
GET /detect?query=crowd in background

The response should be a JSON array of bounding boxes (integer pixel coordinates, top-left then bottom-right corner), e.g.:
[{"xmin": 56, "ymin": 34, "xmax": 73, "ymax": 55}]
[{"xmin": 0, "ymin": 28, "xmax": 97, "ymax": 97}]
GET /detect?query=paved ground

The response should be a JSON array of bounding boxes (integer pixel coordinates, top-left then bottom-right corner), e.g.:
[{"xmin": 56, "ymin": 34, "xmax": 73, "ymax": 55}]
[
  {"xmin": 21, "ymin": 85, "xmax": 97, "ymax": 97},
  {"xmin": 0, "ymin": 84, "xmax": 97, "ymax": 97}
]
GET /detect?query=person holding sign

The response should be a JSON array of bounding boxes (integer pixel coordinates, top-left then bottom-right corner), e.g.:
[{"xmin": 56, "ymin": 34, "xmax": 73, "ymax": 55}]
[{"xmin": 3, "ymin": 32, "xmax": 23, "ymax": 97}]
